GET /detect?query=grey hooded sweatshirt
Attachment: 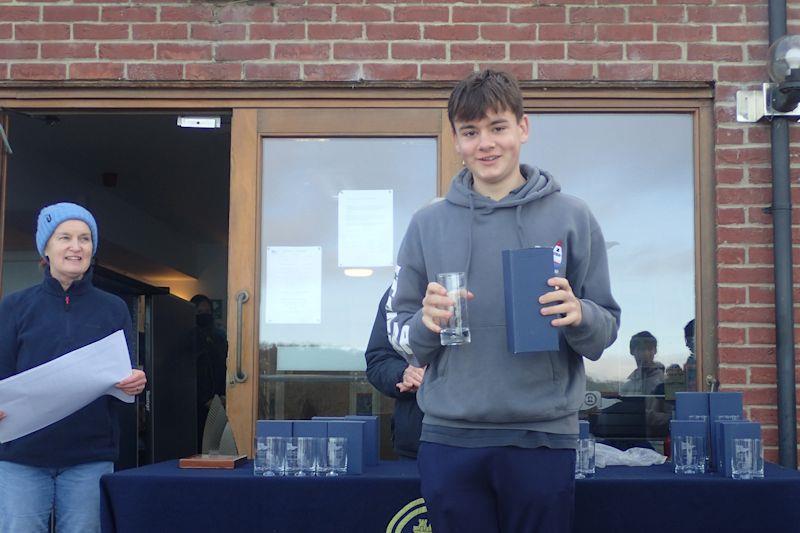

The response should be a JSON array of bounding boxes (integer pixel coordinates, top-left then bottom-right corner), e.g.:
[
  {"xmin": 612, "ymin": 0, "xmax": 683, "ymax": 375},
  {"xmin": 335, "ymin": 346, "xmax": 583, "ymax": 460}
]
[{"xmin": 387, "ymin": 165, "xmax": 621, "ymax": 440}]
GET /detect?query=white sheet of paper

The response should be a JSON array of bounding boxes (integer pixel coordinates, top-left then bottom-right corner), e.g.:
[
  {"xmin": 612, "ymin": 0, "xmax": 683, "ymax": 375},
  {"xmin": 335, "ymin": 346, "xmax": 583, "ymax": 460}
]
[
  {"xmin": 338, "ymin": 189, "xmax": 393, "ymax": 267},
  {"xmin": 264, "ymin": 246, "xmax": 322, "ymax": 324},
  {"xmin": 0, "ymin": 330, "xmax": 134, "ymax": 443}
]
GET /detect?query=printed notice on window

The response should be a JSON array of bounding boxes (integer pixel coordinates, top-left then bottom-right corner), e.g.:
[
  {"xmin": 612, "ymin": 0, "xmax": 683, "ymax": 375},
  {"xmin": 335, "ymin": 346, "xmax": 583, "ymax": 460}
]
[
  {"xmin": 338, "ymin": 189, "xmax": 393, "ymax": 267},
  {"xmin": 264, "ymin": 246, "xmax": 322, "ymax": 324}
]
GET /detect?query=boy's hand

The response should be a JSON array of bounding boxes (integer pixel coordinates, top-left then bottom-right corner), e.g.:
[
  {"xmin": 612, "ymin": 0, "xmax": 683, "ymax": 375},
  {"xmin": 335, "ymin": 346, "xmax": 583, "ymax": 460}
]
[
  {"xmin": 0, "ymin": 410, "xmax": 5, "ymax": 422},
  {"xmin": 421, "ymin": 282, "xmax": 474, "ymax": 334},
  {"xmin": 539, "ymin": 277, "xmax": 582, "ymax": 327}
]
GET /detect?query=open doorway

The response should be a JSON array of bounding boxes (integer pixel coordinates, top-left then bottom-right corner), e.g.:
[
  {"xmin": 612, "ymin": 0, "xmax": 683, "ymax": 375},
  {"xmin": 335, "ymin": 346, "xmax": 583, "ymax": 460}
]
[{"xmin": 1, "ymin": 111, "xmax": 231, "ymax": 468}]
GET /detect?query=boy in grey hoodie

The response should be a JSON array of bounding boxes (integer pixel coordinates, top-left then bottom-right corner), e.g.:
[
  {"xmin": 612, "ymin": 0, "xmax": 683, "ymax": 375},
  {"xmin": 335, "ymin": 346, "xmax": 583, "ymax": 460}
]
[{"xmin": 387, "ymin": 70, "xmax": 621, "ymax": 532}]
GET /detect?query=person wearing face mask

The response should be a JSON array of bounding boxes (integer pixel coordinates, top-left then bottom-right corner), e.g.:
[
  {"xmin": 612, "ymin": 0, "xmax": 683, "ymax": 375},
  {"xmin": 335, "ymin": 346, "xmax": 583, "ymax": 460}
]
[
  {"xmin": 0, "ymin": 202, "xmax": 146, "ymax": 533},
  {"xmin": 190, "ymin": 294, "xmax": 228, "ymax": 449}
]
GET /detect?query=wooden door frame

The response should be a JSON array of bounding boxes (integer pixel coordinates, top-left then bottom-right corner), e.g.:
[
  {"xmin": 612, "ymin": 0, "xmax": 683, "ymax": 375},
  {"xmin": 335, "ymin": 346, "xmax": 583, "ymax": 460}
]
[{"xmin": 0, "ymin": 81, "xmax": 715, "ymax": 456}]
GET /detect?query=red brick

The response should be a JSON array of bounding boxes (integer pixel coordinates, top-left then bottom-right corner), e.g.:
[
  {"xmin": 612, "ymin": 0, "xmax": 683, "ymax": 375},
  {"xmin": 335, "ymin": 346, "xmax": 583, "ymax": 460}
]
[
  {"xmin": 308, "ymin": 23, "xmax": 361, "ymax": 40},
  {"xmin": 453, "ymin": 6, "xmax": 507, "ymax": 22},
  {"xmin": 538, "ymin": 63, "xmax": 594, "ymax": 80},
  {"xmin": 363, "ymin": 63, "xmax": 418, "ymax": 81},
  {"xmin": 185, "ymin": 63, "xmax": 242, "ymax": 81},
  {"xmin": 98, "ymin": 43, "xmax": 153, "ymax": 60},
  {"xmin": 687, "ymin": 6, "xmax": 743, "ymax": 23},
  {"xmin": 659, "ymin": 63, "xmax": 713, "ymax": 81},
  {"xmin": 688, "ymin": 44, "xmax": 743, "ymax": 62},
  {"xmin": 275, "ymin": 43, "xmax": 329, "ymax": 61},
  {"xmin": 718, "ymin": 267, "xmax": 774, "ymax": 284},
  {"xmin": 598, "ymin": 24, "xmax": 653, "ymax": 41},
  {"xmin": 718, "ymin": 286, "xmax": 747, "ymax": 304},
  {"xmin": 420, "ymin": 63, "xmax": 475, "ymax": 81},
  {"xmin": 747, "ymin": 206, "xmax": 772, "ymax": 225},
  {"xmin": 424, "ymin": 25, "xmax": 479, "ymax": 41},
  {"xmin": 217, "ymin": 4, "xmax": 273, "ymax": 23},
  {"xmin": 658, "ymin": 0, "xmax": 712, "ymax": 5},
  {"xmin": 303, "ymin": 63, "xmax": 359, "ymax": 81},
  {"xmin": 717, "ymin": 24, "xmax": 767, "ymax": 42},
  {"xmin": 395, "ymin": 6, "xmax": 448, "ymax": 22},
  {"xmin": 749, "ymin": 406, "xmax": 778, "ymax": 425},
  {"xmin": 510, "ymin": 6, "xmax": 565, "ymax": 23},
  {"xmin": 719, "ymin": 326, "xmax": 747, "ymax": 344},
  {"xmin": 481, "ymin": 24, "xmax": 536, "ymax": 41},
  {"xmin": 191, "ymin": 24, "xmax": 246, "ymax": 41},
  {"xmin": 0, "ymin": 43, "xmax": 37, "ymax": 59},
  {"xmin": 749, "ymin": 327, "xmax": 776, "ymax": 345},
  {"xmin": 41, "ymin": 42, "xmax": 96, "ymax": 59},
  {"xmin": 10, "ymin": 63, "xmax": 65, "ymax": 80},
  {"xmin": 337, "ymin": 5, "xmax": 390, "ymax": 22},
  {"xmin": 716, "ymin": 148, "xmax": 770, "ymax": 166},
  {"xmin": 718, "ymin": 306, "xmax": 775, "ymax": 324},
  {"xmin": 215, "ymin": 43, "xmax": 270, "ymax": 61},
  {"xmin": 132, "ymin": 24, "xmax": 188, "ymax": 40},
  {"xmin": 0, "ymin": 6, "xmax": 40, "ymax": 21},
  {"xmin": 511, "ymin": 43, "xmax": 565, "ymax": 60},
  {"xmin": 749, "ymin": 284, "xmax": 778, "ymax": 305},
  {"xmin": 747, "ymin": 247, "xmax": 774, "ymax": 265},
  {"xmin": 244, "ymin": 63, "xmax": 300, "ymax": 81},
  {"xmin": 717, "ymin": 127, "xmax": 744, "ymax": 145},
  {"xmin": 539, "ymin": 24, "xmax": 595, "ymax": 41},
  {"xmin": 278, "ymin": 6, "xmax": 331, "ymax": 22},
  {"xmin": 718, "ymin": 226, "xmax": 773, "ymax": 245},
  {"xmin": 545, "ymin": 0, "xmax": 594, "ymax": 5},
  {"xmin": 43, "ymin": 5, "xmax": 98, "ymax": 22},
  {"xmin": 719, "ymin": 366, "xmax": 747, "ymax": 383},
  {"xmin": 570, "ymin": 7, "xmax": 625, "ymax": 23},
  {"xmin": 160, "ymin": 6, "xmax": 214, "ymax": 22},
  {"xmin": 392, "ymin": 42, "xmax": 445, "ymax": 60},
  {"xmin": 717, "ymin": 186, "xmax": 771, "ymax": 204},
  {"xmin": 366, "ymin": 24, "xmax": 420, "ymax": 40},
  {"xmin": 628, "ymin": 6, "xmax": 685, "ymax": 22},
  {"xmin": 74, "ymin": 23, "xmax": 128, "ymax": 40},
  {"xmin": 69, "ymin": 62, "xmax": 124, "ymax": 80},
  {"xmin": 746, "ymin": 5, "xmax": 768, "ymax": 22},
  {"xmin": 745, "ymin": 166, "xmax": 770, "ymax": 183},
  {"xmin": 251, "ymin": 24, "xmax": 305, "ymax": 40},
  {"xmin": 627, "ymin": 43, "xmax": 683, "ymax": 61},
  {"xmin": 479, "ymin": 62, "xmax": 533, "ymax": 81},
  {"xmin": 719, "ymin": 348, "xmax": 776, "ymax": 366},
  {"xmin": 568, "ymin": 43, "xmax": 623, "ymax": 61},
  {"xmin": 717, "ymin": 243, "xmax": 745, "ymax": 261},
  {"xmin": 334, "ymin": 42, "xmax": 388, "ymax": 60},
  {"xmin": 127, "ymin": 63, "xmax": 183, "ymax": 81},
  {"xmin": 657, "ymin": 24, "xmax": 713, "ymax": 42},
  {"xmin": 157, "ymin": 43, "xmax": 212, "ymax": 61},
  {"xmin": 15, "ymin": 24, "xmax": 69, "ymax": 40},
  {"xmin": 742, "ymin": 387, "xmax": 778, "ymax": 405},
  {"xmin": 0, "ymin": 24, "xmax": 10, "ymax": 39},
  {"xmin": 717, "ymin": 168, "xmax": 744, "ymax": 185},
  {"xmin": 451, "ymin": 43, "xmax": 505, "ymax": 61},
  {"xmin": 718, "ymin": 64, "xmax": 766, "ymax": 83},
  {"xmin": 102, "ymin": 6, "xmax": 155, "ymax": 22}
]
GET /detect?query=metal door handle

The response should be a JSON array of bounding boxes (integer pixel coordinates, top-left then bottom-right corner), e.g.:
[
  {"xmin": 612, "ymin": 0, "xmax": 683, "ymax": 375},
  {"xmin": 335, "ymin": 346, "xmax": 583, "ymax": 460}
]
[{"xmin": 233, "ymin": 290, "xmax": 249, "ymax": 384}]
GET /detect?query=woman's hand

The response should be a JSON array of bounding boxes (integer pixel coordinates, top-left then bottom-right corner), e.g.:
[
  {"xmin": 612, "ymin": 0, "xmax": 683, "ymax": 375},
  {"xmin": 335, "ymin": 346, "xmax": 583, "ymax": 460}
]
[
  {"xmin": 0, "ymin": 411, "xmax": 5, "ymax": 422},
  {"xmin": 116, "ymin": 369, "xmax": 147, "ymax": 396}
]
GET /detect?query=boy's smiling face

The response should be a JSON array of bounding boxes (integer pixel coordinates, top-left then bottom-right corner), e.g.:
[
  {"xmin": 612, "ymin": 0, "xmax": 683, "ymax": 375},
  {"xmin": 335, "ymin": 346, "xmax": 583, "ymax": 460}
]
[{"xmin": 453, "ymin": 108, "xmax": 530, "ymax": 200}]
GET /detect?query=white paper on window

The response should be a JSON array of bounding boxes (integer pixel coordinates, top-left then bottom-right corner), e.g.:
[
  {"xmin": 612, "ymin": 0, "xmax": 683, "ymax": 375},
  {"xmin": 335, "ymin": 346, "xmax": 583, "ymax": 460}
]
[
  {"xmin": 337, "ymin": 189, "xmax": 393, "ymax": 267},
  {"xmin": 264, "ymin": 246, "xmax": 322, "ymax": 324}
]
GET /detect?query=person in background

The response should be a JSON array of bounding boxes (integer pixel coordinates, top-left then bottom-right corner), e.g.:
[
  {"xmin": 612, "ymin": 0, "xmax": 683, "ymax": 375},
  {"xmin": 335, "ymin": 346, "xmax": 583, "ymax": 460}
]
[
  {"xmin": 683, "ymin": 319, "xmax": 697, "ymax": 391},
  {"xmin": 191, "ymin": 294, "xmax": 228, "ymax": 449},
  {"xmin": 621, "ymin": 331, "xmax": 664, "ymax": 396},
  {"xmin": 365, "ymin": 288, "xmax": 424, "ymax": 459},
  {"xmin": 0, "ymin": 202, "xmax": 146, "ymax": 533}
]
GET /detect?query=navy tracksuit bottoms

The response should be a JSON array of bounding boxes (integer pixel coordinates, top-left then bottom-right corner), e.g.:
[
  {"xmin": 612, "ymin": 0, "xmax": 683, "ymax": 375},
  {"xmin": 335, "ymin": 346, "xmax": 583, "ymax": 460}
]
[{"xmin": 417, "ymin": 442, "xmax": 576, "ymax": 533}]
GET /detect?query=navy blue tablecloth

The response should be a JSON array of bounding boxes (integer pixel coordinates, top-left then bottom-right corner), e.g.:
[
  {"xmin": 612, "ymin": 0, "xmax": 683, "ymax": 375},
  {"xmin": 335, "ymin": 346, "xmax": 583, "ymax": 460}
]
[{"xmin": 101, "ymin": 460, "xmax": 800, "ymax": 533}]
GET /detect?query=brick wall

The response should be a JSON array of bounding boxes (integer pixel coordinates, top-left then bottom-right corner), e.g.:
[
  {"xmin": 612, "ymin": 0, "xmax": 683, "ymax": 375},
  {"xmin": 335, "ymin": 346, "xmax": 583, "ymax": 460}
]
[{"xmin": 1, "ymin": 0, "xmax": 796, "ymax": 461}]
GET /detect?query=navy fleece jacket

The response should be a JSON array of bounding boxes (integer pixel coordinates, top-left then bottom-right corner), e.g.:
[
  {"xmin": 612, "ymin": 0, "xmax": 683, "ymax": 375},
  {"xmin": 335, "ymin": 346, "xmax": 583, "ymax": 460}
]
[{"xmin": 0, "ymin": 268, "xmax": 134, "ymax": 467}]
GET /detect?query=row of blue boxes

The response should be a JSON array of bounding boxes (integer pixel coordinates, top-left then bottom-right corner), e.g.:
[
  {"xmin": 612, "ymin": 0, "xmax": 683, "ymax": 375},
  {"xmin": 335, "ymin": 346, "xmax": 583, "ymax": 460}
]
[
  {"xmin": 671, "ymin": 392, "xmax": 761, "ymax": 477},
  {"xmin": 256, "ymin": 415, "xmax": 379, "ymax": 475}
]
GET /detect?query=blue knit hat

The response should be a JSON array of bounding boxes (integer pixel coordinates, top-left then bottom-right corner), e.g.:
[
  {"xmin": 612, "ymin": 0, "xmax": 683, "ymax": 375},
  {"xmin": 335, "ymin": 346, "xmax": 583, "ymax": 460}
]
[{"xmin": 36, "ymin": 202, "xmax": 99, "ymax": 258}]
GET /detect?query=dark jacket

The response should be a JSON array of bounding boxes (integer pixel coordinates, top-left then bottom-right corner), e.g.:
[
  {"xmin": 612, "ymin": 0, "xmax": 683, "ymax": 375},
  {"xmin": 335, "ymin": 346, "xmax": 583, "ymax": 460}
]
[
  {"xmin": 365, "ymin": 289, "xmax": 423, "ymax": 458},
  {"xmin": 0, "ymin": 268, "xmax": 133, "ymax": 467}
]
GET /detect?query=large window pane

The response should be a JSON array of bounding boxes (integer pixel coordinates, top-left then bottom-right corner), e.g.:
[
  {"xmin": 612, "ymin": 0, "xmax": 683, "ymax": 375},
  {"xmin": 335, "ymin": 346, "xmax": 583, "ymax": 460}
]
[
  {"xmin": 522, "ymin": 113, "xmax": 695, "ymax": 447},
  {"xmin": 258, "ymin": 138, "xmax": 437, "ymax": 428}
]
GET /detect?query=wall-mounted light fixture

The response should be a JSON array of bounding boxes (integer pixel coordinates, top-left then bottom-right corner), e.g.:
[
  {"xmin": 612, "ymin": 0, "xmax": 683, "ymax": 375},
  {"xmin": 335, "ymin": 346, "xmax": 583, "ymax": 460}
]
[{"xmin": 737, "ymin": 35, "xmax": 800, "ymax": 122}]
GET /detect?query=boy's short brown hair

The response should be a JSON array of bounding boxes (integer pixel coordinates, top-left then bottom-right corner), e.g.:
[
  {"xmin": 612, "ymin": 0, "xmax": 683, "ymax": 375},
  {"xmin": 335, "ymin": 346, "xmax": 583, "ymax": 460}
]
[{"xmin": 447, "ymin": 69, "xmax": 524, "ymax": 131}]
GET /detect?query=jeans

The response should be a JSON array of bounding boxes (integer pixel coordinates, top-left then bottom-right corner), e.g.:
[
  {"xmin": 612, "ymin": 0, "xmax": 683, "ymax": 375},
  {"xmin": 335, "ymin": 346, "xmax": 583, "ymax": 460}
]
[{"xmin": 0, "ymin": 460, "xmax": 113, "ymax": 533}]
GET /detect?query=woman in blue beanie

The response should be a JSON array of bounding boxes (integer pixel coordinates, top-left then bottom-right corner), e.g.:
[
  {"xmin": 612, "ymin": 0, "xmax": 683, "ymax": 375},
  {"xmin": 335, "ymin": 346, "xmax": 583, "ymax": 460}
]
[{"xmin": 0, "ymin": 202, "xmax": 146, "ymax": 533}]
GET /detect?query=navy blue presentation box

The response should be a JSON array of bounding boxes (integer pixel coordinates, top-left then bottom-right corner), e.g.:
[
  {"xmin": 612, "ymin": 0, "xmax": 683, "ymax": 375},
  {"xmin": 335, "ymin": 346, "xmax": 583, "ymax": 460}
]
[
  {"xmin": 256, "ymin": 420, "xmax": 292, "ymax": 438},
  {"xmin": 501, "ymin": 247, "xmax": 559, "ymax": 354},
  {"xmin": 675, "ymin": 392, "xmax": 709, "ymax": 420}
]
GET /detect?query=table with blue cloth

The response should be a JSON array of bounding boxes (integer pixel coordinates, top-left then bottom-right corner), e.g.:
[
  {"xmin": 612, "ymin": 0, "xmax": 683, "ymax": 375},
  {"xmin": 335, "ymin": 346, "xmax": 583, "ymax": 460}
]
[{"xmin": 101, "ymin": 460, "xmax": 800, "ymax": 533}]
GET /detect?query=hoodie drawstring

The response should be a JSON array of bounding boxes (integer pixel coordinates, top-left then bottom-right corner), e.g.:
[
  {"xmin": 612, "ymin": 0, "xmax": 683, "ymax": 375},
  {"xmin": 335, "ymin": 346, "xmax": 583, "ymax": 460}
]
[
  {"xmin": 465, "ymin": 194, "xmax": 475, "ymax": 277},
  {"xmin": 515, "ymin": 204, "xmax": 527, "ymax": 248}
]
